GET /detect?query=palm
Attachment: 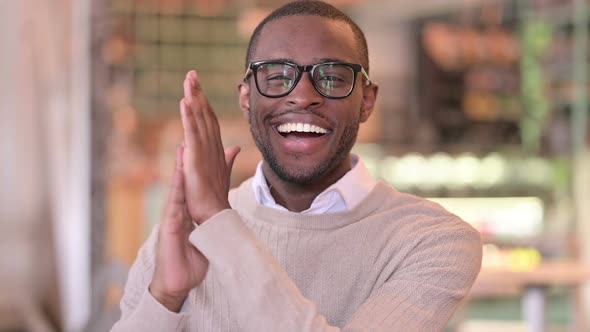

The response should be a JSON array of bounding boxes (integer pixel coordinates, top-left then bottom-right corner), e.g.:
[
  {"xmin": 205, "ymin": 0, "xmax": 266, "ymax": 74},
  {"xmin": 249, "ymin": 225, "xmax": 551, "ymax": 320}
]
[
  {"xmin": 150, "ymin": 146, "xmax": 209, "ymax": 310},
  {"xmin": 178, "ymin": 71, "xmax": 240, "ymax": 225},
  {"xmin": 156, "ymin": 214, "xmax": 209, "ymax": 295},
  {"xmin": 150, "ymin": 70, "xmax": 240, "ymax": 312}
]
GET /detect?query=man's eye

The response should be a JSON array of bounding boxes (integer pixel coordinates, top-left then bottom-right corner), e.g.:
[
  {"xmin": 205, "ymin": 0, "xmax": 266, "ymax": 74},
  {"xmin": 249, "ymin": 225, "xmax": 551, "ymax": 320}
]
[
  {"xmin": 318, "ymin": 76, "xmax": 344, "ymax": 82},
  {"xmin": 267, "ymin": 75, "xmax": 292, "ymax": 81}
]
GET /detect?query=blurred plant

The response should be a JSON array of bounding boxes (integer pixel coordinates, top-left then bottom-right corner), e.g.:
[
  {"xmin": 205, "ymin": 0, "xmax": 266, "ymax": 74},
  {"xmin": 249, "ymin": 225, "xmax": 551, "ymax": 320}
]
[{"xmin": 520, "ymin": 17, "xmax": 553, "ymax": 154}]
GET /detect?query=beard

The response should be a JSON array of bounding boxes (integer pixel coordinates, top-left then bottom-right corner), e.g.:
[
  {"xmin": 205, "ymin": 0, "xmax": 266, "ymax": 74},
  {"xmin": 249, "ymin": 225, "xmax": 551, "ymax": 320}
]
[{"xmin": 249, "ymin": 108, "xmax": 361, "ymax": 185}]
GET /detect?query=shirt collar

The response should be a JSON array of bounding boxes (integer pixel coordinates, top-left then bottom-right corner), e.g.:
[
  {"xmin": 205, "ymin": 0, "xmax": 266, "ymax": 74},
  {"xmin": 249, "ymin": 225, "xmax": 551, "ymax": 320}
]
[{"xmin": 251, "ymin": 154, "xmax": 377, "ymax": 214}]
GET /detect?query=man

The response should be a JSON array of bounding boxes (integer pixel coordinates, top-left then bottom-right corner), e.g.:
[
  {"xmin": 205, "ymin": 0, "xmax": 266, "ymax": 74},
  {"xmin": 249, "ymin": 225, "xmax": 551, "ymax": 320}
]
[{"xmin": 111, "ymin": 1, "xmax": 482, "ymax": 331}]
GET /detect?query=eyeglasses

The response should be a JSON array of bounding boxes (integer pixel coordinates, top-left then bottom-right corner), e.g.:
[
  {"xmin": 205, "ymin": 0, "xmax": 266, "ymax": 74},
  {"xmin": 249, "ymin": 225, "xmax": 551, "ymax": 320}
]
[{"xmin": 243, "ymin": 60, "xmax": 371, "ymax": 99}]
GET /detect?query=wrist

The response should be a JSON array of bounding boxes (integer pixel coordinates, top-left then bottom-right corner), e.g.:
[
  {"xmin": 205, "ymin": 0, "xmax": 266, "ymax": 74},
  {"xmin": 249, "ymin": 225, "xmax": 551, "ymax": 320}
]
[
  {"xmin": 196, "ymin": 203, "xmax": 230, "ymax": 225},
  {"xmin": 148, "ymin": 283, "xmax": 188, "ymax": 313}
]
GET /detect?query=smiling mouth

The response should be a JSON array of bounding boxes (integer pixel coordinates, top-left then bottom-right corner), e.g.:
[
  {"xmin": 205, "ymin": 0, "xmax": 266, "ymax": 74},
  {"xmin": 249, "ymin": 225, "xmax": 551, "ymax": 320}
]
[{"xmin": 276, "ymin": 122, "xmax": 330, "ymax": 139}]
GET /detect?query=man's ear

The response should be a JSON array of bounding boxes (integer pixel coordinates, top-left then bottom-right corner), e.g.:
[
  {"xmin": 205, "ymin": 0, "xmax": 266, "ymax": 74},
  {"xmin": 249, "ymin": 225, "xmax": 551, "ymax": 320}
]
[
  {"xmin": 238, "ymin": 82, "xmax": 250, "ymax": 119},
  {"xmin": 360, "ymin": 82, "xmax": 378, "ymax": 123}
]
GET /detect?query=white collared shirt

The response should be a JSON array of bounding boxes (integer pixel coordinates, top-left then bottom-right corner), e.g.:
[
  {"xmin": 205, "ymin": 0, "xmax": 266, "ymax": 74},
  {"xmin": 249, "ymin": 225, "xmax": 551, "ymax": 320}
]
[{"xmin": 251, "ymin": 154, "xmax": 377, "ymax": 214}]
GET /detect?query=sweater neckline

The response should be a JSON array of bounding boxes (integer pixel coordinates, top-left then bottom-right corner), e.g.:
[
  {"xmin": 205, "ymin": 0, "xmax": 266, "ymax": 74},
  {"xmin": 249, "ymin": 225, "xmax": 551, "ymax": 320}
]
[{"xmin": 234, "ymin": 179, "xmax": 396, "ymax": 230}]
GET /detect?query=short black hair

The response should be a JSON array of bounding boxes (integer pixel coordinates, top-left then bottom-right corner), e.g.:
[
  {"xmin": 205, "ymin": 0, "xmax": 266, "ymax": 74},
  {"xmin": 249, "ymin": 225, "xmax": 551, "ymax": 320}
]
[{"xmin": 245, "ymin": 0, "xmax": 369, "ymax": 73}]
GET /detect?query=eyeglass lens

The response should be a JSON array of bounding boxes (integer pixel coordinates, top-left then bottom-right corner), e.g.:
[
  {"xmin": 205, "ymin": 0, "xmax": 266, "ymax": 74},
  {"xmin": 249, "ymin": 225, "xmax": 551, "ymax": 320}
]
[{"xmin": 256, "ymin": 63, "xmax": 355, "ymax": 97}]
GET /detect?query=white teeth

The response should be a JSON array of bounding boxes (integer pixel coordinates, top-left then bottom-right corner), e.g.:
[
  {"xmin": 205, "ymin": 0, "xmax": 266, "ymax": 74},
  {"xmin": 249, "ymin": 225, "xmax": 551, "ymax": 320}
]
[{"xmin": 277, "ymin": 123, "xmax": 329, "ymax": 134}]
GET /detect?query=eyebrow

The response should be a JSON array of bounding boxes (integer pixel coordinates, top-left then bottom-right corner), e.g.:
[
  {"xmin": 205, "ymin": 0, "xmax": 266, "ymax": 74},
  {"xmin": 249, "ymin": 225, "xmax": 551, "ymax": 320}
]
[
  {"xmin": 317, "ymin": 57, "xmax": 346, "ymax": 63},
  {"xmin": 270, "ymin": 57, "xmax": 296, "ymax": 63},
  {"xmin": 263, "ymin": 57, "xmax": 349, "ymax": 65}
]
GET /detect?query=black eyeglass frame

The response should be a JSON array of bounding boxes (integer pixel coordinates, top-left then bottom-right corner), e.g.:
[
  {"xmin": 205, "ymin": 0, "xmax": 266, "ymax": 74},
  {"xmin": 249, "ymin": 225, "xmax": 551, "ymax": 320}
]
[{"xmin": 243, "ymin": 60, "xmax": 372, "ymax": 99}]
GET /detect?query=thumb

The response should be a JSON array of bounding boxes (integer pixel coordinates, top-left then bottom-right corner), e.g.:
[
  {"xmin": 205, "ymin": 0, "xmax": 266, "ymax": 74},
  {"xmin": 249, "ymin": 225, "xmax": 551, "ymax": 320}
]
[
  {"xmin": 224, "ymin": 146, "xmax": 241, "ymax": 173},
  {"xmin": 162, "ymin": 145, "xmax": 188, "ymax": 234},
  {"xmin": 169, "ymin": 145, "xmax": 186, "ymax": 204}
]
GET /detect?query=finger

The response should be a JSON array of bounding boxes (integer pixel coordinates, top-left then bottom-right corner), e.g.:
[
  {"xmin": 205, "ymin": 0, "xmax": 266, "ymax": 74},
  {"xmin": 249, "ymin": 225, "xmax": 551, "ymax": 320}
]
[
  {"xmin": 187, "ymin": 70, "xmax": 213, "ymax": 136},
  {"xmin": 169, "ymin": 146, "xmax": 185, "ymax": 202},
  {"xmin": 177, "ymin": 144, "xmax": 184, "ymax": 167},
  {"xmin": 180, "ymin": 98, "xmax": 198, "ymax": 149},
  {"xmin": 163, "ymin": 146, "xmax": 187, "ymax": 232},
  {"xmin": 183, "ymin": 73, "xmax": 193, "ymax": 101},
  {"xmin": 224, "ymin": 146, "xmax": 241, "ymax": 173},
  {"xmin": 185, "ymin": 70, "xmax": 209, "ymax": 119},
  {"xmin": 189, "ymin": 72, "xmax": 224, "ymax": 155},
  {"xmin": 185, "ymin": 74, "xmax": 208, "ymax": 142},
  {"xmin": 208, "ymin": 109, "xmax": 223, "ymax": 151},
  {"xmin": 208, "ymin": 111, "xmax": 224, "ymax": 163}
]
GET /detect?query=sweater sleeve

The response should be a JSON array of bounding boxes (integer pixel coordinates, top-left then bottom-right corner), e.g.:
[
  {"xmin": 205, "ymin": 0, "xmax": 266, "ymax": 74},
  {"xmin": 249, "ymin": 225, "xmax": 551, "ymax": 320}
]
[
  {"xmin": 110, "ymin": 225, "xmax": 190, "ymax": 332},
  {"xmin": 189, "ymin": 209, "xmax": 482, "ymax": 332}
]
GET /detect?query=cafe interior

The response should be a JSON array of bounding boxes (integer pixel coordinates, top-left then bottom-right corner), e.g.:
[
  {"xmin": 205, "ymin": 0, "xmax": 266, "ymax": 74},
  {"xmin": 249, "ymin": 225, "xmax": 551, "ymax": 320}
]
[{"xmin": 1, "ymin": 0, "xmax": 589, "ymax": 331}]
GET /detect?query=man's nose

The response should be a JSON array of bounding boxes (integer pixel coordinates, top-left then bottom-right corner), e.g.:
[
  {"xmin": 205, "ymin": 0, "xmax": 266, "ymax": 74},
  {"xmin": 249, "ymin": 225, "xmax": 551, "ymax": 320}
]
[{"xmin": 285, "ymin": 73, "xmax": 324, "ymax": 108}]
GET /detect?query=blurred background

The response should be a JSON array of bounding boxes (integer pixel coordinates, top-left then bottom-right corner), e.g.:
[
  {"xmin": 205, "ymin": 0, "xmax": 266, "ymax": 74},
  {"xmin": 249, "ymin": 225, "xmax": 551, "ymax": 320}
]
[{"xmin": 1, "ymin": 0, "xmax": 589, "ymax": 331}]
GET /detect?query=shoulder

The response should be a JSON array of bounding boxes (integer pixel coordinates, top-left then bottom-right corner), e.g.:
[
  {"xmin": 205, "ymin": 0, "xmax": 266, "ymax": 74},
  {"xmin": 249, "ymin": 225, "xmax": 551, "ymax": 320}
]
[
  {"xmin": 370, "ymin": 184, "xmax": 482, "ymax": 280},
  {"xmin": 369, "ymin": 182, "xmax": 482, "ymax": 250},
  {"xmin": 370, "ymin": 182, "xmax": 467, "ymax": 223}
]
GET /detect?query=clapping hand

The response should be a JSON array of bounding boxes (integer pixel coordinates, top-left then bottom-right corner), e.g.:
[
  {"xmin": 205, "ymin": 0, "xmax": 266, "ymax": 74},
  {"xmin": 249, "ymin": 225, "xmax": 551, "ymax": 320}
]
[
  {"xmin": 149, "ymin": 71, "xmax": 240, "ymax": 312},
  {"xmin": 179, "ymin": 70, "xmax": 241, "ymax": 225}
]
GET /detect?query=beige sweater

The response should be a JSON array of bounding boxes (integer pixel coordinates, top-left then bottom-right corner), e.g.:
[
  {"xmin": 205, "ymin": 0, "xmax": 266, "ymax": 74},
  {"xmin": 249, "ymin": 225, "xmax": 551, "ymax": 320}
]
[{"xmin": 111, "ymin": 179, "xmax": 482, "ymax": 332}]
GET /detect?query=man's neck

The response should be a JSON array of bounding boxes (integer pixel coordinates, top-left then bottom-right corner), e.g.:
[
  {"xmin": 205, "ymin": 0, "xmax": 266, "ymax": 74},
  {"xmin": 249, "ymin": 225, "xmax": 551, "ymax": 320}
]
[
  {"xmin": 269, "ymin": 184, "xmax": 324, "ymax": 213},
  {"xmin": 261, "ymin": 156, "xmax": 352, "ymax": 212}
]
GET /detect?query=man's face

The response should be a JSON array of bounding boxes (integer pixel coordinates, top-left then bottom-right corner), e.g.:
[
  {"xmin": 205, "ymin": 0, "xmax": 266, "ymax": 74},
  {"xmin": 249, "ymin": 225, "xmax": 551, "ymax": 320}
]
[{"xmin": 239, "ymin": 15, "xmax": 377, "ymax": 185}]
